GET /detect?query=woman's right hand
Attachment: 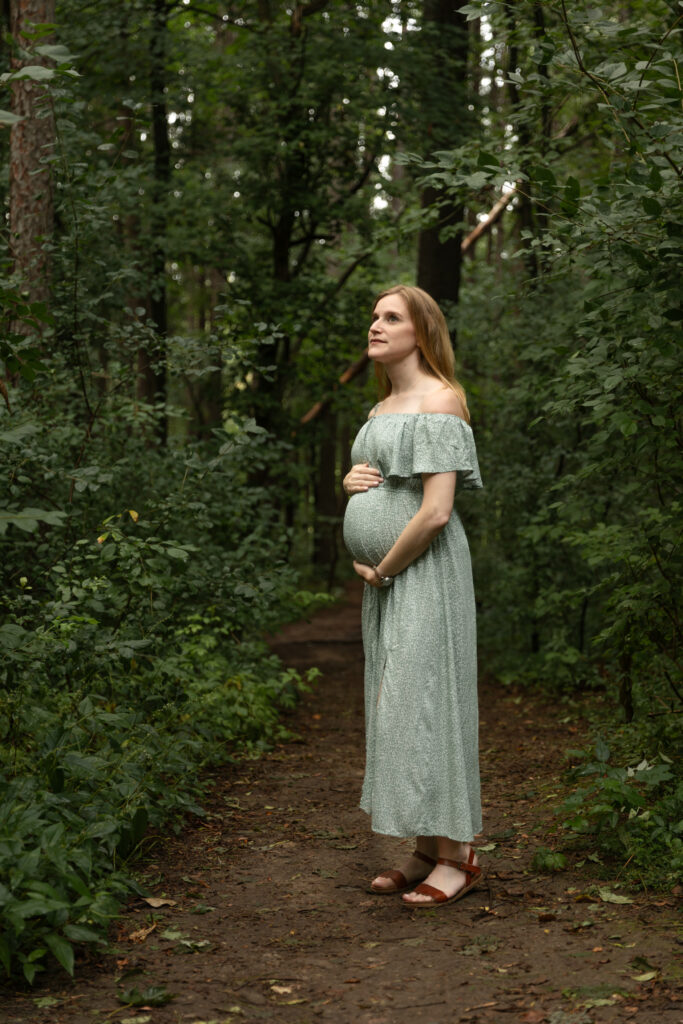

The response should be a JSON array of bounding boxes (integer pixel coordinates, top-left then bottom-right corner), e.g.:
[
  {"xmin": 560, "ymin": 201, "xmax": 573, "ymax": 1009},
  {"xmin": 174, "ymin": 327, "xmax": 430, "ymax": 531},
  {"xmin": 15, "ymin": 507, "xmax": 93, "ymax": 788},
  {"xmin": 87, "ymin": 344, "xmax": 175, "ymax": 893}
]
[{"xmin": 343, "ymin": 462, "xmax": 383, "ymax": 495}]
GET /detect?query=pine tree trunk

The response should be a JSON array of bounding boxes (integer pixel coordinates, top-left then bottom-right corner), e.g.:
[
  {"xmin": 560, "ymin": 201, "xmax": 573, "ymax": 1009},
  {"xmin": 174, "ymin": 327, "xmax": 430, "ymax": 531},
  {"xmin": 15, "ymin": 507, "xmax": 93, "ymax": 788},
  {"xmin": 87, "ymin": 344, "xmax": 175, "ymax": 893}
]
[{"xmin": 9, "ymin": 0, "xmax": 55, "ymax": 305}]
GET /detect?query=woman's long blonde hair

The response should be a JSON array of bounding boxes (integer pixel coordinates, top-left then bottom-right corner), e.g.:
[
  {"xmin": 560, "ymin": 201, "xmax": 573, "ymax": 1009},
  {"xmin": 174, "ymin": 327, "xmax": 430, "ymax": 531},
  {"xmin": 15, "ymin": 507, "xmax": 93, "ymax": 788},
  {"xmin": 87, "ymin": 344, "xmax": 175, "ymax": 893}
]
[{"xmin": 371, "ymin": 284, "xmax": 470, "ymax": 423}]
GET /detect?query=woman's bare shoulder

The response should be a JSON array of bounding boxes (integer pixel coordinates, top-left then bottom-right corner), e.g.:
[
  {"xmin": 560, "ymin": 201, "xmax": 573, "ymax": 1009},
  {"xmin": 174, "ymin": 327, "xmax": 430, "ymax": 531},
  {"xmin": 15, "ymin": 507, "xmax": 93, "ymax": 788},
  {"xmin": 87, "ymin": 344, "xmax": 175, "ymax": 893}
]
[{"xmin": 420, "ymin": 387, "xmax": 466, "ymax": 419}]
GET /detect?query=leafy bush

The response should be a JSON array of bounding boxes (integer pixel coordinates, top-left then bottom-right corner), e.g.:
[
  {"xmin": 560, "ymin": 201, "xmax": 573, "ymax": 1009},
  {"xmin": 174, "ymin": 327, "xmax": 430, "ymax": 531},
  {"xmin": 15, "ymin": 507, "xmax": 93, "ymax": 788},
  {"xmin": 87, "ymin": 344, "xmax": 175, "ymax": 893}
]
[
  {"xmin": 0, "ymin": 371, "xmax": 323, "ymax": 982},
  {"xmin": 561, "ymin": 735, "xmax": 682, "ymax": 886}
]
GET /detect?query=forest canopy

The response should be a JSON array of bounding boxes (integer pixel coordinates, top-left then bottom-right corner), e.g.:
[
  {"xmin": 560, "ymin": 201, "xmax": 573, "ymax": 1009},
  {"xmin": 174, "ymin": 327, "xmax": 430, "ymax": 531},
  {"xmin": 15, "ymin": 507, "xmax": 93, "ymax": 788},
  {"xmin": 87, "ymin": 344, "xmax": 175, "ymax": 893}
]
[{"xmin": 1, "ymin": 0, "xmax": 681, "ymax": 983}]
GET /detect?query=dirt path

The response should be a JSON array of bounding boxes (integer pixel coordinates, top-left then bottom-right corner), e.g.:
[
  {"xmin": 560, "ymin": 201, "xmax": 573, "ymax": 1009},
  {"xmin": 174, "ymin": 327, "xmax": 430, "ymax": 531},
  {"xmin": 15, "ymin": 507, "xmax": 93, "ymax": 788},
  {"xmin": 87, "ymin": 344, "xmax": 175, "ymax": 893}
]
[{"xmin": 3, "ymin": 584, "xmax": 680, "ymax": 1024}]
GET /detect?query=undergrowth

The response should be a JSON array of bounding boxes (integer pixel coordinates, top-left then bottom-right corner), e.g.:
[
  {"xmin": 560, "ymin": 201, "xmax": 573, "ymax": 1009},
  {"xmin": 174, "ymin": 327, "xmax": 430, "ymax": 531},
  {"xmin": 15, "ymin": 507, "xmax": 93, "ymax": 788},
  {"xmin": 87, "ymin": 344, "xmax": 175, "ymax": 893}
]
[
  {"xmin": 1, "ymin": 392, "xmax": 326, "ymax": 984},
  {"xmin": 559, "ymin": 692, "xmax": 682, "ymax": 889}
]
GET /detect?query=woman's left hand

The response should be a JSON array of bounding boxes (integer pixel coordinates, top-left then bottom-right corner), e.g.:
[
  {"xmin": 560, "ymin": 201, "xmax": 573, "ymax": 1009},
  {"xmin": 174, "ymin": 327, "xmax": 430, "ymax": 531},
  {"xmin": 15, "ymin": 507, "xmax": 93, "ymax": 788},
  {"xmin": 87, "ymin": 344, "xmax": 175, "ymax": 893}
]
[{"xmin": 353, "ymin": 561, "xmax": 380, "ymax": 586}]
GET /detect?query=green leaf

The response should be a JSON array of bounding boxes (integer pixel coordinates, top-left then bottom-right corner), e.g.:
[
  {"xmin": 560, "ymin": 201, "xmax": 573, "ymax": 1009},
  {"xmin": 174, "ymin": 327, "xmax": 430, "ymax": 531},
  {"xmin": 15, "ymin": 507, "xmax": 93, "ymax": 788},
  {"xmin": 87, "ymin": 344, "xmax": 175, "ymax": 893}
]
[
  {"xmin": 642, "ymin": 196, "xmax": 661, "ymax": 216},
  {"xmin": 477, "ymin": 150, "xmax": 499, "ymax": 170},
  {"xmin": 532, "ymin": 847, "xmax": 567, "ymax": 872},
  {"xmin": 118, "ymin": 986, "xmax": 174, "ymax": 1007},
  {"xmin": 561, "ymin": 176, "xmax": 580, "ymax": 216},
  {"xmin": 34, "ymin": 44, "xmax": 77, "ymax": 64},
  {"xmin": 6, "ymin": 65, "xmax": 55, "ymax": 82},
  {"xmin": 0, "ymin": 624, "xmax": 28, "ymax": 649},
  {"xmin": 44, "ymin": 933, "xmax": 74, "ymax": 975},
  {"xmin": 0, "ymin": 507, "xmax": 66, "ymax": 534},
  {"xmin": 464, "ymin": 171, "xmax": 490, "ymax": 189},
  {"xmin": 62, "ymin": 924, "xmax": 103, "ymax": 944},
  {"xmin": 0, "ymin": 108, "xmax": 23, "ymax": 126},
  {"xmin": 594, "ymin": 737, "xmax": 610, "ymax": 763}
]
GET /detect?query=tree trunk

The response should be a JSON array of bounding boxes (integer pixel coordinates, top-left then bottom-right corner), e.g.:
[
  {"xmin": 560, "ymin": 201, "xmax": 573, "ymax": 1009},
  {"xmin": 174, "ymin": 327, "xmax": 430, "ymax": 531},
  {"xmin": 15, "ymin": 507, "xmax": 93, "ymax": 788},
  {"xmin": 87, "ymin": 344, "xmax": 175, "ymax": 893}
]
[
  {"xmin": 9, "ymin": 0, "xmax": 55, "ymax": 306},
  {"xmin": 137, "ymin": 0, "xmax": 169, "ymax": 443},
  {"xmin": 416, "ymin": 1, "xmax": 470, "ymax": 318},
  {"xmin": 505, "ymin": 3, "xmax": 552, "ymax": 281},
  {"xmin": 312, "ymin": 408, "xmax": 339, "ymax": 585}
]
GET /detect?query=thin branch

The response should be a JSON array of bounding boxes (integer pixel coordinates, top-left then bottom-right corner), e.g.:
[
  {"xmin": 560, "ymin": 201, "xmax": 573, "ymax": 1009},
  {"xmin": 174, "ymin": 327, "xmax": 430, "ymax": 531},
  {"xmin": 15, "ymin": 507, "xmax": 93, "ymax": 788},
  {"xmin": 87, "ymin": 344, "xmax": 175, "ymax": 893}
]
[
  {"xmin": 558, "ymin": 0, "xmax": 630, "ymax": 143},
  {"xmin": 633, "ymin": 13, "xmax": 683, "ymax": 112},
  {"xmin": 300, "ymin": 183, "xmax": 525, "ymax": 425},
  {"xmin": 300, "ymin": 349, "xmax": 370, "ymax": 425},
  {"xmin": 461, "ymin": 185, "xmax": 517, "ymax": 254}
]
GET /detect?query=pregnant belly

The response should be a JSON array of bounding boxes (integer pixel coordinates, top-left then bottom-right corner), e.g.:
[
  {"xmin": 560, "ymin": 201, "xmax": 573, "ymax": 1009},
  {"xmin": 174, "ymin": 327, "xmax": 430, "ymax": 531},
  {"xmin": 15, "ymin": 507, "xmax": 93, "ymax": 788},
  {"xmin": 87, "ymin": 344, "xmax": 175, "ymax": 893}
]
[{"xmin": 343, "ymin": 484, "xmax": 420, "ymax": 565}]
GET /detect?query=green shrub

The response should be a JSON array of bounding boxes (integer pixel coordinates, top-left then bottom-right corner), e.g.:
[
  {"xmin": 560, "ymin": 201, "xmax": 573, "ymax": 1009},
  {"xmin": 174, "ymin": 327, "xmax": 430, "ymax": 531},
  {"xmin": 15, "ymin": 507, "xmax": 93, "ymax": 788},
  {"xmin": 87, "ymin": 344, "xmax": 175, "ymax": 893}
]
[{"xmin": 561, "ymin": 736, "xmax": 683, "ymax": 886}]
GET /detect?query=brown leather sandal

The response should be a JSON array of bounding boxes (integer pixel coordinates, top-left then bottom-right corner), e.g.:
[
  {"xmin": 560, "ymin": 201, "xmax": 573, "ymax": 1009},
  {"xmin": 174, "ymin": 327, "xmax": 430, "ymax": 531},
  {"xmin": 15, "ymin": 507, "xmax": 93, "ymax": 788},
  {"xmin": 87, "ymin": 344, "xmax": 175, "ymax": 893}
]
[
  {"xmin": 369, "ymin": 849, "xmax": 437, "ymax": 895},
  {"xmin": 401, "ymin": 848, "xmax": 482, "ymax": 908}
]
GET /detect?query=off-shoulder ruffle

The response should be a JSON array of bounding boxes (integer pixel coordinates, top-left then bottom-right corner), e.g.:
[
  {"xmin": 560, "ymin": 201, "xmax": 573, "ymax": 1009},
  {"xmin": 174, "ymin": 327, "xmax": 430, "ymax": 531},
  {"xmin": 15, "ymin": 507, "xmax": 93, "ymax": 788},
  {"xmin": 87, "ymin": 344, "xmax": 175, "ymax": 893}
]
[{"xmin": 362, "ymin": 413, "xmax": 483, "ymax": 491}]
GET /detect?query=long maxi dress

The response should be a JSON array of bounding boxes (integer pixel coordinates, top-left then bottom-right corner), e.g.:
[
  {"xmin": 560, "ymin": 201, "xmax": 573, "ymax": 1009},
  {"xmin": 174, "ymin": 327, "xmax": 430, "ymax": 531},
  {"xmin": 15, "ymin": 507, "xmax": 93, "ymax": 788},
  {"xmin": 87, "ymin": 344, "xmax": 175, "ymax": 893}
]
[{"xmin": 342, "ymin": 411, "xmax": 483, "ymax": 842}]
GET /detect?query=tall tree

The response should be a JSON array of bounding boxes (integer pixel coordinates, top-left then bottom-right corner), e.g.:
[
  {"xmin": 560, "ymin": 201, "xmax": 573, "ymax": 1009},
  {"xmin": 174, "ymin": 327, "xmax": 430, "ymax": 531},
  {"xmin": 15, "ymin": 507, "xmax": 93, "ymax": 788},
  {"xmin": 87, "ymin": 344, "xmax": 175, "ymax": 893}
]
[
  {"xmin": 414, "ymin": 1, "xmax": 471, "ymax": 312},
  {"xmin": 9, "ymin": 0, "xmax": 55, "ymax": 305},
  {"xmin": 136, "ymin": 0, "xmax": 170, "ymax": 442}
]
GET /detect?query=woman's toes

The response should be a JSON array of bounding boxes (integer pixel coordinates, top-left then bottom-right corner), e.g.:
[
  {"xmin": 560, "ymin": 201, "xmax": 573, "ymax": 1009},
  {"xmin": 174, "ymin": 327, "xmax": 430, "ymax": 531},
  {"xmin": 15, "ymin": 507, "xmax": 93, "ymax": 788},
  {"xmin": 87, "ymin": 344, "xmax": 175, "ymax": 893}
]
[
  {"xmin": 371, "ymin": 876, "xmax": 392, "ymax": 891},
  {"xmin": 402, "ymin": 890, "xmax": 427, "ymax": 904}
]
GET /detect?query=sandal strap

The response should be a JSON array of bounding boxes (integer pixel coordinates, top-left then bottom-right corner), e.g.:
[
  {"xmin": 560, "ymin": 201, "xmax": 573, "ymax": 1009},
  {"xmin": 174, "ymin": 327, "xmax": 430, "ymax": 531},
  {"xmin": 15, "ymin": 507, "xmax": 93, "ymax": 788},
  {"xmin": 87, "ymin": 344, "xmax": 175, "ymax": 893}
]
[
  {"xmin": 412, "ymin": 849, "xmax": 437, "ymax": 867},
  {"xmin": 413, "ymin": 882, "xmax": 447, "ymax": 903},
  {"xmin": 436, "ymin": 852, "xmax": 481, "ymax": 883},
  {"xmin": 376, "ymin": 868, "xmax": 407, "ymax": 889}
]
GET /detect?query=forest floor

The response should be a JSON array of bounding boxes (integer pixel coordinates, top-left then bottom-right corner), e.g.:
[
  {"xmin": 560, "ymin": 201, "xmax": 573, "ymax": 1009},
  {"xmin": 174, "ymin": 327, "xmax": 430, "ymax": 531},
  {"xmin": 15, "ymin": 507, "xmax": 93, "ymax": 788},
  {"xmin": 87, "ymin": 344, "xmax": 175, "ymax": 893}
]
[{"xmin": 2, "ymin": 583, "xmax": 681, "ymax": 1024}]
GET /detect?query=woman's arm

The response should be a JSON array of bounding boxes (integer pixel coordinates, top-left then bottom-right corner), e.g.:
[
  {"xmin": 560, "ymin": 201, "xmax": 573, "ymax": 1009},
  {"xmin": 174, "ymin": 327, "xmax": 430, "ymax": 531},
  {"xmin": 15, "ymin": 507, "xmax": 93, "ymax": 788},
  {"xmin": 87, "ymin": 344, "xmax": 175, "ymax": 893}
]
[
  {"xmin": 355, "ymin": 389, "xmax": 465, "ymax": 586},
  {"xmin": 353, "ymin": 471, "xmax": 455, "ymax": 585}
]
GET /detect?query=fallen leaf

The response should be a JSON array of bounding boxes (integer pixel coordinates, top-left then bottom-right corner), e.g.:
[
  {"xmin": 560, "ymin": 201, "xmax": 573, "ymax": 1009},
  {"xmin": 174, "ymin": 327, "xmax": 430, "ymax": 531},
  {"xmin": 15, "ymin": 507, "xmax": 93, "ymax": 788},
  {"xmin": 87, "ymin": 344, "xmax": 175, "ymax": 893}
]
[
  {"xmin": 141, "ymin": 896, "xmax": 176, "ymax": 909},
  {"xmin": 519, "ymin": 1012, "xmax": 546, "ymax": 1023},
  {"xmin": 128, "ymin": 922, "xmax": 157, "ymax": 943},
  {"xmin": 632, "ymin": 970, "xmax": 658, "ymax": 982},
  {"xmin": 270, "ymin": 985, "xmax": 292, "ymax": 995},
  {"xmin": 598, "ymin": 887, "xmax": 633, "ymax": 904},
  {"xmin": 344, "ymin": 978, "xmax": 361, "ymax": 984}
]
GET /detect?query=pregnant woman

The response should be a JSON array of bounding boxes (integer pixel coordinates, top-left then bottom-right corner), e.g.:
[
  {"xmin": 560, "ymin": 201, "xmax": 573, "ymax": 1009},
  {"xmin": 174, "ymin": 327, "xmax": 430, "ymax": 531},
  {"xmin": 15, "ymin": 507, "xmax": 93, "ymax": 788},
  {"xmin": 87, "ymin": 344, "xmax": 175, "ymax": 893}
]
[{"xmin": 342, "ymin": 284, "xmax": 483, "ymax": 908}]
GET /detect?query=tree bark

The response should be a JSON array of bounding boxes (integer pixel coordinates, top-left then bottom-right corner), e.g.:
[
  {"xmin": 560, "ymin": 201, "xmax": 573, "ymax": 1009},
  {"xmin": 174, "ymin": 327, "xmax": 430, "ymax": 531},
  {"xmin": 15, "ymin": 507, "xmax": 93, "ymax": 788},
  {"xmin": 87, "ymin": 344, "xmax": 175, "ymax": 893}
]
[
  {"xmin": 9, "ymin": 0, "xmax": 55, "ymax": 306},
  {"xmin": 137, "ymin": 0, "xmax": 169, "ymax": 443},
  {"xmin": 416, "ymin": 1, "xmax": 470, "ymax": 316},
  {"xmin": 312, "ymin": 407, "xmax": 339, "ymax": 585}
]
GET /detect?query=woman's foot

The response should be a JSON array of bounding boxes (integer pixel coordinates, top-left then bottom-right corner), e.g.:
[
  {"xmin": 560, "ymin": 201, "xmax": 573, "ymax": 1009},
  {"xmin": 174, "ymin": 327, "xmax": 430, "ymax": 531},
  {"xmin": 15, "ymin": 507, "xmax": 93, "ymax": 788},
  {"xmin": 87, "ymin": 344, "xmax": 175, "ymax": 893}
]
[
  {"xmin": 370, "ymin": 846, "xmax": 437, "ymax": 894},
  {"xmin": 401, "ymin": 844, "xmax": 479, "ymax": 906}
]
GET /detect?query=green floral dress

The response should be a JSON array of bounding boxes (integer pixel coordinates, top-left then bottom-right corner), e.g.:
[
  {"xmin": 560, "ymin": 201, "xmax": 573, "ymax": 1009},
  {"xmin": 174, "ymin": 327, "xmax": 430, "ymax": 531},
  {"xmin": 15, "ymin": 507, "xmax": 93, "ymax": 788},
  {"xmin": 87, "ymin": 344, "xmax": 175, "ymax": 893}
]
[{"xmin": 343, "ymin": 412, "xmax": 483, "ymax": 841}]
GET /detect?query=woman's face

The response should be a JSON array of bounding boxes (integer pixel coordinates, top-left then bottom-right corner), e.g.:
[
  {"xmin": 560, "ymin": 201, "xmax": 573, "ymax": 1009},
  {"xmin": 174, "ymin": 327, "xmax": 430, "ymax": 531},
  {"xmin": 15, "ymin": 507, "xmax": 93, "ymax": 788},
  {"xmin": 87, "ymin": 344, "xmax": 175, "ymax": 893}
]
[{"xmin": 368, "ymin": 294, "xmax": 418, "ymax": 365}]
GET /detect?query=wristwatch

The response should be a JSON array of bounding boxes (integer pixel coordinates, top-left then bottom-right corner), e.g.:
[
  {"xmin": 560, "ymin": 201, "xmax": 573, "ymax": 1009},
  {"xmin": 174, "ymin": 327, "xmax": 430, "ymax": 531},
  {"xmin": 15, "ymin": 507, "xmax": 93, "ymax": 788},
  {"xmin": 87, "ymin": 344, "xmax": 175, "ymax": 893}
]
[{"xmin": 373, "ymin": 566, "xmax": 394, "ymax": 588}]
